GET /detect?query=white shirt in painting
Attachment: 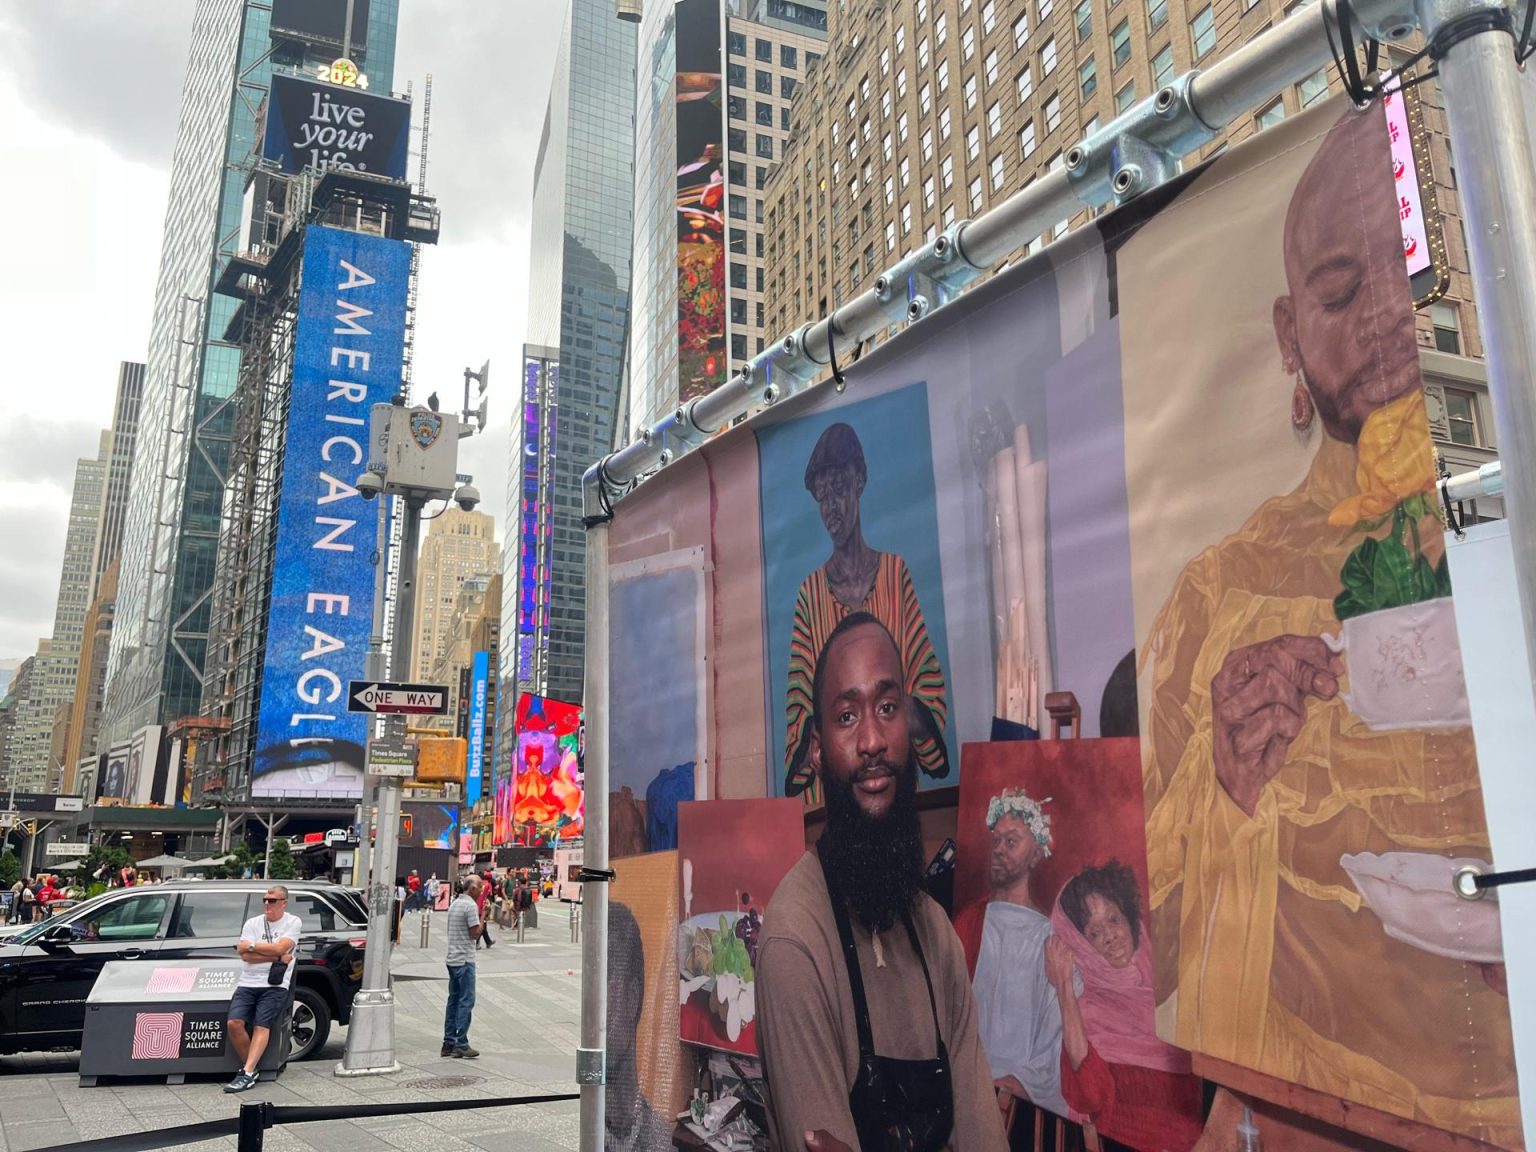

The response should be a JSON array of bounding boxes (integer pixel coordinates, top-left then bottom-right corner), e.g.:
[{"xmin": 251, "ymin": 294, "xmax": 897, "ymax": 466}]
[{"xmin": 972, "ymin": 900, "xmax": 1070, "ymax": 1117}]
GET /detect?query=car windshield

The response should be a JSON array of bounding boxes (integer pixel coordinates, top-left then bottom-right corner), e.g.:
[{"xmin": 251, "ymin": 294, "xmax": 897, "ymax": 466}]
[{"xmin": 7, "ymin": 889, "xmax": 118, "ymax": 945}]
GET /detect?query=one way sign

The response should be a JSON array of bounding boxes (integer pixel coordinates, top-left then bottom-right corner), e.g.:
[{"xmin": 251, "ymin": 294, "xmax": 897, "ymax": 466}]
[{"xmin": 348, "ymin": 681, "xmax": 450, "ymax": 715}]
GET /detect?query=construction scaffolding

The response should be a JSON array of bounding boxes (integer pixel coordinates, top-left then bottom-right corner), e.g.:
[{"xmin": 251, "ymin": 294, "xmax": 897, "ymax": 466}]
[{"xmin": 197, "ymin": 163, "xmax": 440, "ymax": 806}]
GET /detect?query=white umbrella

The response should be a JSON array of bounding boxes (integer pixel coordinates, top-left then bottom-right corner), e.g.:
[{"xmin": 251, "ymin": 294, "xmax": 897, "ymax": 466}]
[{"xmin": 135, "ymin": 854, "xmax": 190, "ymax": 872}]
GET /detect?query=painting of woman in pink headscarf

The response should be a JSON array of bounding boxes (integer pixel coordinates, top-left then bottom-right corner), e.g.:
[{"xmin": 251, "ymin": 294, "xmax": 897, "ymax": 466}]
[{"xmin": 1043, "ymin": 861, "xmax": 1204, "ymax": 1152}]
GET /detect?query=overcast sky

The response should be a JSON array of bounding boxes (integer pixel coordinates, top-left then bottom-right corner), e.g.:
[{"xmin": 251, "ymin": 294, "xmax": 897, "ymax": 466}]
[{"xmin": 0, "ymin": 1, "xmax": 566, "ymax": 657}]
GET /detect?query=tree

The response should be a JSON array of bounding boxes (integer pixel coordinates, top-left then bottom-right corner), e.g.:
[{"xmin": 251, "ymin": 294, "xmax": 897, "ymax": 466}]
[
  {"xmin": 0, "ymin": 849, "xmax": 18, "ymax": 890},
  {"xmin": 80, "ymin": 844, "xmax": 132, "ymax": 888},
  {"xmin": 267, "ymin": 837, "xmax": 297, "ymax": 880}
]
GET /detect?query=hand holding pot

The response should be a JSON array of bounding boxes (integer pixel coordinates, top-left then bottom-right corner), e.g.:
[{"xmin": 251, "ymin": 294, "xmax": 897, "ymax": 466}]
[{"xmin": 1212, "ymin": 635, "xmax": 1344, "ymax": 816}]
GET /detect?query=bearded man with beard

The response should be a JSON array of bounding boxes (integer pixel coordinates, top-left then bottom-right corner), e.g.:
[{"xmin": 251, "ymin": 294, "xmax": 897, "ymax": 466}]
[{"xmin": 757, "ymin": 613, "xmax": 1007, "ymax": 1152}]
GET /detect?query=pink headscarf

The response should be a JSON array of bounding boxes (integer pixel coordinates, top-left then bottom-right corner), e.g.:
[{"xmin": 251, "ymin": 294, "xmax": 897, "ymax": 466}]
[{"xmin": 1051, "ymin": 891, "xmax": 1191, "ymax": 1074}]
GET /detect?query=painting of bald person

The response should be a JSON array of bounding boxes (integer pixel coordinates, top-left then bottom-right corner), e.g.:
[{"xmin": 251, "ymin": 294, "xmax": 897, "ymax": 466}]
[
  {"xmin": 756, "ymin": 612, "xmax": 1006, "ymax": 1152},
  {"xmin": 1120, "ymin": 100, "xmax": 1517, "ymax": 1142}
]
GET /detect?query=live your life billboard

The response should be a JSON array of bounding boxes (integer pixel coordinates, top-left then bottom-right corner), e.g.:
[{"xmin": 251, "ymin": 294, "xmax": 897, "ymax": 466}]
[
  {"xmin": 598, "ymin": 96, "xmax": 1528, "ymax": 1152},
  {"xmin": 262, "ymin": 72, "xmax": 410, "ymax": 181}
]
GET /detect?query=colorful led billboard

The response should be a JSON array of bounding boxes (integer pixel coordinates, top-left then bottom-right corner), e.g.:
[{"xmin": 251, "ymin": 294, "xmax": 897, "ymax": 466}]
[
  {"xmin": 676, "ymin": 0, "xmax": 726, "ymax": 397},
  {"xmin": 252, "ymin": 225, "xmax": 411, "ymax": 799},
  {"xmin": 510, "ymin": 693, "xmax": 584, "ymax": 846},
  {"xmin": 263, "ymin": 73, "xmax": 411, "ymax": 181},
  {"xmin": 466, "ymin": 649, "xmax": 490, "ymax": 805},
  {"xmin": 515, "ymin": 353, "xmax": 556, "ymax": 688}
]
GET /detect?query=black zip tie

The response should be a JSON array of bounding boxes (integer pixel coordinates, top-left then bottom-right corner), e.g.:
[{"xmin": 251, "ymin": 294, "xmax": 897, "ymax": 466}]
[
  {"xmin": 827, "ymin": 305, "xmax": 847, "ymax": 389},
  {"xmin": 1440, "ymin": 476, "xmax": 1466, "ymax": 540},
  {"xmin": 577, "ymin": 866, "xmax": 616, "ymax": 883},
  {"xmin": 1325, "ymin": 0, "xmax": 1380, "ymax": 105}
]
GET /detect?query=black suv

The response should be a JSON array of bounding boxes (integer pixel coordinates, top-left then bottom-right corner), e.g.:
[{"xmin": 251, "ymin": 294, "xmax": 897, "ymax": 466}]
[{"xmin": 0, "ymin": 880, "xmax": 368, "ymax": 1062}]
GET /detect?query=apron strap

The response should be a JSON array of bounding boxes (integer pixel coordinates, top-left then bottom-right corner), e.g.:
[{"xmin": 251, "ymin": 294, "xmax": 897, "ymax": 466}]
[{"xmin": 816, "ymin": 843, "xmax": 945, "ymax": 1058}]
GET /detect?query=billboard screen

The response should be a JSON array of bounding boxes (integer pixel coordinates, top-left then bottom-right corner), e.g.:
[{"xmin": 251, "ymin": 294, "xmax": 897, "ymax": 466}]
[
  {"xmin": 270, "ymin": 0, "xmax": 371, "ymax": 48},
  {"xmin": 252, "ymin": 225, "xmax": 411, "ymax": 799},
  {"xmin": 675, "ymin": 0, "xmax": 726, "ymax": 397},
  {"xmin": 466, "ymin": 650, "xmax": 490, "ymax": 805},
  {"xmin": 262, "ymin": 73, "xmax": 410, "ymax": 181},
  {"xmin": 400, "ymin": 800, "xmax": 459, "ymax": 850},
  {"xmin": 515, "ymin": 354, "xmax": 556, "ymax": 689},
  {"xmin": 511, "ymin": 693, "xmax": 583, "ymax": 846}
]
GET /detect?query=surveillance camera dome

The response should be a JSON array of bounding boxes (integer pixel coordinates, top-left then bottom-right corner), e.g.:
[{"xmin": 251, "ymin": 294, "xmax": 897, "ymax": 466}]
[
  {"xmin": 454, "ymin": 483, "xmax": 481, "ymax": 512},
  {"xmin": 356, "ymin": 471, "xmax": 384, "ymax": 500}
]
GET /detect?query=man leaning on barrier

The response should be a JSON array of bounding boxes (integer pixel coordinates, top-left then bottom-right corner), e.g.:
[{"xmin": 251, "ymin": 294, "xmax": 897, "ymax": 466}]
[{"xmin": 224, "ymin": 885, "xmax": 301, "ymax": 1093}]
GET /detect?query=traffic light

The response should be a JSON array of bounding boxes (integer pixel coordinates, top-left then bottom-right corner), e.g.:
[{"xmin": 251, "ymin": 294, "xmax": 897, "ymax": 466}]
[{"xmin": 416, "ymin": 736, "xmax": 466, "ymax": 784}]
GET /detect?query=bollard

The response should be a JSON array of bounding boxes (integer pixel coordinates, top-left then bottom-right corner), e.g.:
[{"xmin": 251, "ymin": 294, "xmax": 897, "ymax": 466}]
[
  {"xmin": 571, "ymin": 905, "xmax": 581, "ymax": 945},
  {"xmin": 418, "ymin": 909, "xmax": 430, "ymax": 948},
  {"xmin": 517, "ymin": 911, "xmax": 526, "ymax": 944}
]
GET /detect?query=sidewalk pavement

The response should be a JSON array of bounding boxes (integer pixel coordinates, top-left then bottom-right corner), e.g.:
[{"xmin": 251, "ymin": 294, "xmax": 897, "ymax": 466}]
[{"xmin": 0, "ymin": 901, "xmax": 588, "ymax": 1152}]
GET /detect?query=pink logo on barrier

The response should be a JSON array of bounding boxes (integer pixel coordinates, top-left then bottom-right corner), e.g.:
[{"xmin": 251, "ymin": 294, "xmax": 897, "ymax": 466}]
[
  {"xmin": 132, "ymin": 1012, "xmax": 184, "ymax": 1060},
  {"xmin": 146, "ymin": 967, "xmax": 198, "ymax": 995}
]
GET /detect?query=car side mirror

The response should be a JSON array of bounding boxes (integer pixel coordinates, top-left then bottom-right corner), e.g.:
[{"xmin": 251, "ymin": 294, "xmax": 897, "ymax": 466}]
[{"xmin": 37, "ymin": 923, "xmax": 72, "ymax": 949}]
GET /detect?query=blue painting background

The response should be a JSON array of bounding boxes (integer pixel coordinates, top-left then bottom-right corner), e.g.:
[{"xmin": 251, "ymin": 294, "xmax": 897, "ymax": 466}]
[{"xmin": 756, "ymin": 382, "xmax": 955, "ymax": 796}]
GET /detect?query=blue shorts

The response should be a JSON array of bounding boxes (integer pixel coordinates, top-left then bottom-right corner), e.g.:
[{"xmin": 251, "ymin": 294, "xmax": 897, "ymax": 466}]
[{"xmin": 229, "ymin": 985, "xmax": 290, "ymax": 1032}]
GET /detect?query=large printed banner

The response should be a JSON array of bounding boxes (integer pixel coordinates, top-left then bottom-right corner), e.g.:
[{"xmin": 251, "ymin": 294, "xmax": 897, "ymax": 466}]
[
  {"xmin": 604, "ymin": 97, "xmax": 1523, "ymax": 1152},
  {"xmin": 253, "ymin": 225, "xmax": 410, "ymax": 800}
]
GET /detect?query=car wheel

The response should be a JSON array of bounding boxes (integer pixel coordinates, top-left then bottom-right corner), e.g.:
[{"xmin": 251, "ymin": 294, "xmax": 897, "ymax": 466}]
[{"xmin": 289, "ymin": 986, "xmax": 332, "ymax": 1061}]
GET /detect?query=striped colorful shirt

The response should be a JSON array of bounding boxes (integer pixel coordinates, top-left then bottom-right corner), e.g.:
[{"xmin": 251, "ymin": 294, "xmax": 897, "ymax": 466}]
[{"xmin": 784, "ymin": 551, "xmax": 949, "ymax": 804}]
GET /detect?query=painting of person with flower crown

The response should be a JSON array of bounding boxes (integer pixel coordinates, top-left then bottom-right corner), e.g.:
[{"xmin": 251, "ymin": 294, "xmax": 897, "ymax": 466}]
[
  {"xmin": 1118, "ymin": 100, "xmax": 1518, "ymax": 1144},
  {"xmin": 952, "ymin": 739, "xmax": 1204, "ymax": 1147}
]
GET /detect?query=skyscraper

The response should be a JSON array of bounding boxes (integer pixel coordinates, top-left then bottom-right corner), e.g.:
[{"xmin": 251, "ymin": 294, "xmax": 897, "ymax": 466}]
[
  {"xmin": 627, "ymin": 0, "xmax": 828, "ymax": 436},
  {"xmin": 11, "ymin": 451, "xmax": 107, "ymax": 788},
  {"xmin": 88, "ymin": 362, "xmax": 145, "ymax": 598},
  {"xmin": 103, "ymin": 0, "xmax": 400, "ymax": 751},
  {"xmin": 411, "ymin": 508, "xmax": 500, "ymax": 683},
  {"xmin": 502, "ymin": 0, "xmax": 637, "ymax": 718}
]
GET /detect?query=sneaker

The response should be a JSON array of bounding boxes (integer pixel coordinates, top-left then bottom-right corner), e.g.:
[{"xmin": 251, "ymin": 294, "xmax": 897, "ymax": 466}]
[
  {"xmin": 452, "ymin": 1046, "xmax": 480, "ymax": 1059},
  {"xmin": 440, "ymin": 1044, "xmax": 454, "ymax": 1057},
  {"xmin": 223, "ymin": 1070, "xmax": 260, "ymax": 1093}
]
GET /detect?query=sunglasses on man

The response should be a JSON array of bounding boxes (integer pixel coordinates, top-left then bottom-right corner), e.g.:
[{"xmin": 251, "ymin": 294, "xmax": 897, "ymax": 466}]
[{"xmin": 263, "ymin": 897, "xmax": 285, "ymax": 904}]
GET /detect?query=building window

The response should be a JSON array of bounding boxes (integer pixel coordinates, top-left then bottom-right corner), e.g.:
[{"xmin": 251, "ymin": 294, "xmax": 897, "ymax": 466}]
[
  {"xmin": 902, "ymin": 201, "xmax": 914, "ymax": 232},
  {"xmin": 965, "ymin": 74, "xmax": 978, "ymax": 109},
  {"xmin": 1432, "ymin": 302, "xmax": 1463, "ymax": 353},
  {"xmin": 808, "ymin": 50, "xmax": 822, "ymax": 68},
  {"xmin": 756, "ymin": 70, "xmax": 773, "ymax": 93},
  {"xmin": 1256, "ymin": 97, "xmax": 1285, "ymax": 130},
  {"xmin": 987, "ymin": 100, "xmax": 1003, "ymax": 137},
  {"xmin": 967, "ymin": 124, "xmax": 981, "ymax": 161},
  {"xmin": 730, "ymin": 193, "xmax": 747, "ymax": 219},
  {"xmin": 883, "ymin": 132, "xmax": 894, "ymax": 160},
  {"xmin": 897, "ymin": 112, "xmax": 909, "ymax": 142},
  {"xmin": 731, "ymin": 297, "xmax": 748, "ymax": 325},
  {"xmin": 886, "ymin": 220, "xmax": 897, "ymax": 251},
  {"xmin": 944, "ymin": 202, "xmax": 957, "ymax": 227},
  {"xmin": 1040, "ymin": 0, "xmax": 1055, "ymax": 21},
  {"xmin": 862, "ymin": 116, "xmax": 873, "ymax": 141},
  {"xmin": 969, "ymin": 175, "xmax": 984, "ymax": 211},
  {"xmin": 917, "ymin": 0, "xmax": 927, "ymax": 21},
  {"xmin": 782, "ymin": 106, "xmax": 792, "ymax": 130},
  {"xmin": 1084, "ymin": 114, "xmax": 1100, "ymax": 134},
  {"xmin": 1299, "ymin": 68, "xmax": 1328, "ymax": 107},
  {"xmin": 1045, "ymin": 93, "xmax": 1062, "ymax": 132},
  {"xmin": 729, "ymin": 94, "xmax": 746, "ymax": 119},
  {"xmin": 1015, "ymin": 11, "xmax": 1030, "ymax": 47},
  {"xmin": 1112, "ymin": 18, "xmax": 1131, "ymax": 66},
  {"xmin": 983, "ymin": 0, "xmax": 999, "ymax": 32},
  {"xmin": 963, "ymin": 26, "xmax": 976, "ymax": 60},
  {"xmin": 1079, "ymin": 56, "xmax": 1097, "ymax": 98},
  {"xmin": 1444, "ymin": 387, "xmax": 1480, "ymax": 443},
  {"xmin": 919, "ymin": 36, "xmax": 930, "ymax": 68},
  {"xmin": 864, "ymin": 243, "xmax": 875, "ymax": 273},
  {"xmin": 882, "ymin": 90, "xmax": 893, "ymax": 118},
  {"xmin": 1116, "ymin": 79, "xmax": 1136, "ymax": 111},
  {"xmin": 940, "ymin": 106, "xmax": 952, "ymax": 139},
  {"xmin": 938, "ymin": 59, "xmax": 950, "ymax": 92},
  {"xmin": 731, "ymin": 333, "xmax": 748, "ymax": 358},
  {"xmin": 923, "ymin": 175, "xmax": 936, "ymax": 207},
  {"xmin": 1020, "ymin": 119, "xmax": 1038, "ymax": 158},
  {"xmin": 1191, "ymin": 5, "xmax": 1216, "ymax": 57},
  {"xmin": 922, "ymin": 127, "xmax": 934, "ymax": 160},
  {"xmin": 730, "ymin": 159, "xmax": 746, "ymax": 185},
  {"xmin": 985, "ymin": 49, "xmax": 1000, "ymax": 86},
  {"xmin": 896, "ymin": 24, "xmax": 907, "ymax": 52},
  {"xmin": 1017, "ymin": 66, "xmax": 1035, "ymax": 103},
  {"xmin": 756, "ymin": 38, "xmax": 773, "ymax": 61},
  {"xmin": 1152, "ymin": 44, "xmax": 1174, "ymax": 86},
  {"xmin": 936, "ymin": 12, "xmax": 949, "ymax": 44},
  {"xmin": 757, "ymin": 133, "xmax": 775, "ymax": 158},
  {"xmin": 900, "ymin": 156, "xmax": 911, "ymax": 186},
  {"xmin": 990, "ymin": 151, "xmax": 1007, "ymax": 189},
  {"xmin": 880, "ymin": 47, "xmax": 891, "ymax": 75},
  {"xmin": 1148, "ymin": 0, "xmax": 1168, "ymax": 30},
  {"xmin": 729, "ymin": 31, "xmax": 746, "ymax": 55},
  {"xmin": 729, "ymin": 126, "xmax": 747, "ymax": 152},
  {"xmin": 728, "ymin": 62, "xmax": 747, "ymax": 87},
  {"xmin": 782, "ymin": 44, "xmax": 798, "ymax": 68},
  {"xmin": 757, "ymin": 102, "xmax": 774, "ymax": 125},
  {"xmin": 920, "ymin": 82, "xmax": 932, "ymax": 114},
  {"xmin": 941, "ymin": 154, "xmax": 955, "ymax": 189},
  {"xmin": 1043, "ymin": 38, "xmax": 1059, "ymax": 75}
]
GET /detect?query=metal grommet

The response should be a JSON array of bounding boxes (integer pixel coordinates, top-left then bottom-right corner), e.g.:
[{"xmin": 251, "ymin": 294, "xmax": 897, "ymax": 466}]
[{"xmin": 1453, "ymin": 864, "xmax": 1486, "ymax": 901}]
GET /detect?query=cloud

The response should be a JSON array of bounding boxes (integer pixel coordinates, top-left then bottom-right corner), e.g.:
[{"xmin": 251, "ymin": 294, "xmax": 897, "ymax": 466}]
[
  {"xmin": 0, "ymin": 418, "xmax": 104, "ymax": 497},
  {"xmin": 393, "ymin": 2, "xmax": 564, "ymax": 242},
  {"xmin": 0, "ymin": 500, "xmax": 68, "ymax": 658},
  {"xmin": 0, "ymin": 1, "xmax": 193, "ymax": 170}
]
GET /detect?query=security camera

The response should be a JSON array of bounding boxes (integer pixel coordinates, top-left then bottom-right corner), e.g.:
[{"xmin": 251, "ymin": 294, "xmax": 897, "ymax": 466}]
[
  {"xmin": 355, "ymin": 471, "xmax": 385, "ymax": 501},
  {"xmin": 454, "ymin": 483, "xmax": 481, "ymax": 512}
]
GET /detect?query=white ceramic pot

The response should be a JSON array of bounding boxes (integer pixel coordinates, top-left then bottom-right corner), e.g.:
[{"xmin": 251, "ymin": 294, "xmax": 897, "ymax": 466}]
[{"xmin": 1322, "ymin": 598, "xmax": 1471, "ymax": 731}]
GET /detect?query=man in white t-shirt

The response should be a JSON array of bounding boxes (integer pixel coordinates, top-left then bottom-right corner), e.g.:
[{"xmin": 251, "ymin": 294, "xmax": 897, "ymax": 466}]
[{"xmin": 224, "ymin": 885, "xmax": 301, "ymax": 1093}]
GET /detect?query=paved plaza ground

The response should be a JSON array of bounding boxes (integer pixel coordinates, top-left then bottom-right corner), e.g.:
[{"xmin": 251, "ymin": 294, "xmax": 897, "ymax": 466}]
[{"xmin": 0, "ymin": 902, "xmax": 587, "ymax": 1152}]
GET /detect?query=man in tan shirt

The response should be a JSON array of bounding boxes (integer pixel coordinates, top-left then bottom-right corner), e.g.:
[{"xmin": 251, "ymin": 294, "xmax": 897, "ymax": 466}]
[{"xmin": 757, "ymin": 612, "xmax": 1007, "ymax": 1152}]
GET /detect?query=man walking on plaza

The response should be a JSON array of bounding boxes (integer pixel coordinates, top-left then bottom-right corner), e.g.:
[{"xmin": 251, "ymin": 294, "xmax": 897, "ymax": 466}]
[
  {"xmin": 224, "ymin": 885, "xmax": 300, "ymax": 1093},
  {"xmin": 442, "ymin": 876, "xmax": 483, "ymax": 1058}
]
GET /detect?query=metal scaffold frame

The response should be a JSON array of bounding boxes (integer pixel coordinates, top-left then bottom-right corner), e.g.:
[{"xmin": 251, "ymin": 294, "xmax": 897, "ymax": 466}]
[{"xmin": 575, "ymin": 0, "xmax": 1536, "ymax": 1143}]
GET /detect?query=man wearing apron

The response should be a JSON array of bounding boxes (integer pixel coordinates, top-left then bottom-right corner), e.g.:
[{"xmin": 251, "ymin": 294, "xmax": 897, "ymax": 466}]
[{"xmin": 758, "ymin": 612, "xmax": 1008, "ymax": 1152}]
